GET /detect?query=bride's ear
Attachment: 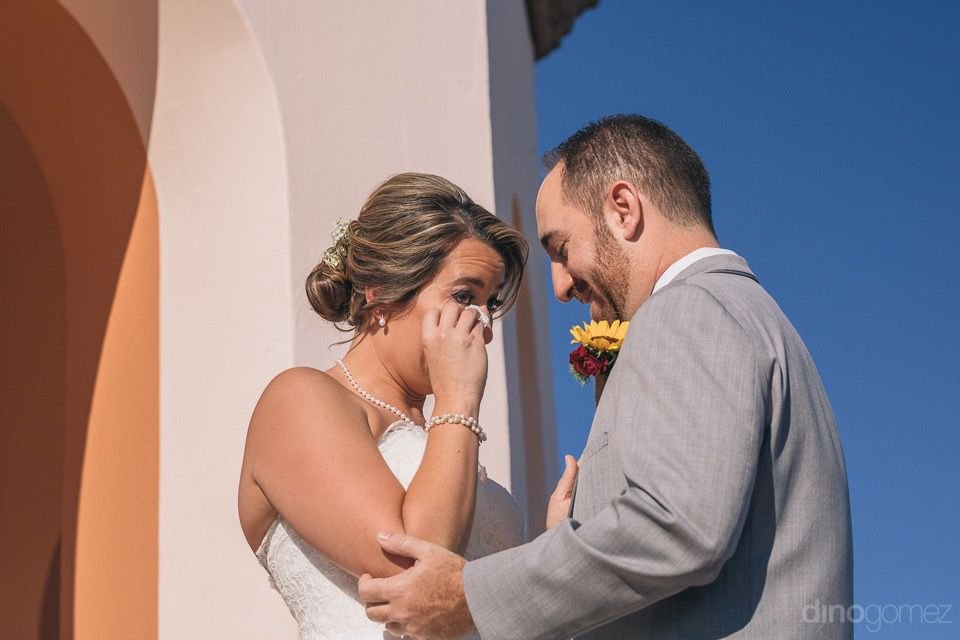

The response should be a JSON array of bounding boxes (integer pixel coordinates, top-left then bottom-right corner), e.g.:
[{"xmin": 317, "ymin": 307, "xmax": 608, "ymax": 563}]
[{"xmin": 364, "ymin": 287, "xmax": 377, "ymax": 304}]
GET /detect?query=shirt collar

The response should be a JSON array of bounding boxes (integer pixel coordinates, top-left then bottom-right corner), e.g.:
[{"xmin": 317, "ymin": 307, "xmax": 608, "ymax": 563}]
[{"xmin": 652, "ymin": 247, "xmax": 739, "ymax": 294}]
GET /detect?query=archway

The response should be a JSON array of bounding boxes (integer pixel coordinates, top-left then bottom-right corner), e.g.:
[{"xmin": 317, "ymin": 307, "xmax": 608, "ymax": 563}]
[{"xmin": 0, "ymin": 2, "xmax": 159, "ymax": 638}]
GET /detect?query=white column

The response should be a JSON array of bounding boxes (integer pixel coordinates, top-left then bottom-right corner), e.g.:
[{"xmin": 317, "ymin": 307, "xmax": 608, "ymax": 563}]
[{"xmin": 152, "ymin": 0, "xmax": 296, "ymax": 637}]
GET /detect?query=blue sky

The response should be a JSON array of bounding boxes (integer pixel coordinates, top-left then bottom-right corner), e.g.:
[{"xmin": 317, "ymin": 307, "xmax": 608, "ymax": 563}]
[{"xmin": 534, "ymin": 1, "xmax": 959, "ymax": 636}]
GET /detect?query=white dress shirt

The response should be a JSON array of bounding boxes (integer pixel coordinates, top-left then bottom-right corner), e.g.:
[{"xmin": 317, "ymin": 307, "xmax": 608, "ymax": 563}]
[{"xmin": 651, "ymin": 247, "xmax": 738, "ymax": 294}]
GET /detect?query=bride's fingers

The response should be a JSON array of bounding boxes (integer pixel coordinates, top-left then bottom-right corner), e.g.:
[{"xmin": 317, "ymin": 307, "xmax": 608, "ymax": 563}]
[
  {"xmin": 465, "ymin": 314, "xmax": 491, "ymax": 347},
  {"xmin": 553, "ymin": 455, "xmax": 578, "ymax": 497},
  {"xmin": 421, "ymin": 308, "xmax": 440, "ymax": 341},
  {"xmin": 455, "ymin": 306, "xmax": 482, "ymax": 333},
  {"xmin": 463, "ymin": 304, "xmax": 490, "ymax": 330},
  {"xmin": 422, "ymin": 307, "xmax": 440, "ymax": 328},
  {"xmin": 438, "ymin": 301, "xmax": 462, "ymax": 329},
  {"xmin": 457, "ymin": 309, "xmax": 490, "ymax": 342}
]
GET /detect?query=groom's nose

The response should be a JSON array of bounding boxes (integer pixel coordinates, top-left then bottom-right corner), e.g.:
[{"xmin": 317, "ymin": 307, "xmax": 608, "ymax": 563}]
[{"xmin": 551, "ymin": 262, "xmax": 576, "ymax": 303}]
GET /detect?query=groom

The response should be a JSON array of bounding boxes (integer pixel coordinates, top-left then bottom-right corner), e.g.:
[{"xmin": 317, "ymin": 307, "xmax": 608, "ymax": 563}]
[{"xmin": 358, "ymin": 114, "xmax": 853, "ymax": 639}]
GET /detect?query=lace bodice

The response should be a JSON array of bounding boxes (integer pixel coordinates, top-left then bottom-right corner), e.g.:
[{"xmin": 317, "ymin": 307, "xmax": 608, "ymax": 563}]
[{"xmin": 255, "ymin": 420, "xmax": 527, "ymax": 639}]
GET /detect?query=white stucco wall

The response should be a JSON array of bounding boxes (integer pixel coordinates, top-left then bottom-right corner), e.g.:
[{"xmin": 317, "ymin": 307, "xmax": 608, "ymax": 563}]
[
  {"xmin": 150, "ymin": 1, "xmax": 296, "ymax": 636},
  {"xmin": 234, "ymin": 0, "xmax": 517, "ymax": 490}
]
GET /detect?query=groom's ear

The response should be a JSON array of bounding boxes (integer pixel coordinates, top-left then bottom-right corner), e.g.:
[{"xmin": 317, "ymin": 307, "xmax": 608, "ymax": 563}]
[{"xmin": 605, "ymin": 180, "xmax": 643, "ymax": 241}]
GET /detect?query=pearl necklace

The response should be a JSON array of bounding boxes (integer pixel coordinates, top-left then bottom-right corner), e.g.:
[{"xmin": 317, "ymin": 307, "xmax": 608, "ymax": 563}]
[
  {"xmin": 336, "ymin": 359, "xmax": 421, "ymax": 427},
  {"xmin": 334, "ymin": 358, "xmax": 487, "ymax": 481}
]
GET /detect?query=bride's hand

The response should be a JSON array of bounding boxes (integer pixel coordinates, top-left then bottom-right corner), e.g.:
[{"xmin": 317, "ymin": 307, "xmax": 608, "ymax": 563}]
[
  {"xmin": 422, "ymin": 300, "xmax": 489, "ymax": 406},
  {"xmin": 545, "ymin": 455, "xmax": 579, "ymax": 529}
]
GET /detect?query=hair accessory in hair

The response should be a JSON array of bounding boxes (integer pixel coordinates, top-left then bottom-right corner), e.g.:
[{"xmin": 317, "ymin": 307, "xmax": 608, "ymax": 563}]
[{"xmin": 321, "ymin": 218, "xmax": 350, "ymax": 271}]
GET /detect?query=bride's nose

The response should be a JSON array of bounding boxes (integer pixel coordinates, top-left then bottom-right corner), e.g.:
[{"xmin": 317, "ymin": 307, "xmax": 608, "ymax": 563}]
[{"xmin": 479, "ymin": 306, "xmax": 494, "ymax": 345}]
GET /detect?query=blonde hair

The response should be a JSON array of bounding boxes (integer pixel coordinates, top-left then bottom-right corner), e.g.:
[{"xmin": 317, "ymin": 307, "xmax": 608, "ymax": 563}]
[{"xmin": 306, "ymin": 173, "xmax": 528, "ymax": 332}]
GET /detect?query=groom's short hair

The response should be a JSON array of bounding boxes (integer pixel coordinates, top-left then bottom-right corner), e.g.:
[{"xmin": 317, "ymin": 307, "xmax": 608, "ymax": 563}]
[{"xmin": 543, "ymin": 114, "xmax": 714, "ymax": 234}]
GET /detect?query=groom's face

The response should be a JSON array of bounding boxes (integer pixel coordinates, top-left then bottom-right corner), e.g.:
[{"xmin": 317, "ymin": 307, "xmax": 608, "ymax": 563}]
[{"xmin": 536, "ymin": 165, "xmax": 630, "ymax": 321}]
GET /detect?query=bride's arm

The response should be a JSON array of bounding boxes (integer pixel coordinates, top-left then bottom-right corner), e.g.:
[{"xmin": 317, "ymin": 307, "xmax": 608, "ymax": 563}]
[
  {"xmin": 400, "ymin": 301, "xmax": 488, "ymax": 555},
  {"xmin": 400, "ymin": 395, "xmax": 481, "ymax": 554},
  {"xmin": 245, "ymin": 367, "xmax": 481, "ymax": 580}
]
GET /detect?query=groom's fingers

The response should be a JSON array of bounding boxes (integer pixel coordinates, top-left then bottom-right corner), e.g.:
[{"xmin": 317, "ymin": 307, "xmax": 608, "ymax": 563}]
[
  {"xmin": 384, "ymin": 621, "xmax": 409, "ymax": 638},
  {"xmin": 363, "ymin": 601, "xmax": 392, "ymax": 623},
  {"xmin": 376, "ymin": 530, "xmax": 433, "ymax": 561},
  {"xmin": 358, "ymin": 573, "xmax": 389, "ymax": 603}
]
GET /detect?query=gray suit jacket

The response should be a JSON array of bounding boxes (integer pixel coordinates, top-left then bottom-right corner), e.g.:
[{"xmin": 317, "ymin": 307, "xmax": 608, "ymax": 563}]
[{"xmin": 462, "ymin": 253, "xmax": 853, "ymax": 639}]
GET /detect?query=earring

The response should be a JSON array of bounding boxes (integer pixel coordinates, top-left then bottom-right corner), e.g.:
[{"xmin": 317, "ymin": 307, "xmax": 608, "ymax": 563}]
[{"xmin": 377, "ymin": 313, "xmax": 386, "ymax": 327}]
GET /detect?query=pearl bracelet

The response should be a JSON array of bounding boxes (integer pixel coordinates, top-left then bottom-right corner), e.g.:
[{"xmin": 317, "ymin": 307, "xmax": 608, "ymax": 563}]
[{"xmin": 425, "ymin": 413, "xmax": 487, "ymax": 444}]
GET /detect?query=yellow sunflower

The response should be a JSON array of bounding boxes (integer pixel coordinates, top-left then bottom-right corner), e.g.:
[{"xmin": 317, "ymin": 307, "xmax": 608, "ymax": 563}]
[{"xmin": 569, "ymin": 319, "xmax": 630, "ymax": 352}]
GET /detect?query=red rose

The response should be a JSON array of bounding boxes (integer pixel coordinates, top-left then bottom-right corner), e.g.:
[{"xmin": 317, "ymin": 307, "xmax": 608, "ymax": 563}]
[{"xmin": 569, "ymin": 345, "xmax": 608, "ymax": 378}]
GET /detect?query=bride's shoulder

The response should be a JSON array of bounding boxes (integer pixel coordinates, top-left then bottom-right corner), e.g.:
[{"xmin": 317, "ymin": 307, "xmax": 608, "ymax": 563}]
[
  {"xmin": 263, "ymin": 365, "xmax": 343, "ymax": 392},
  {"xmin": 258, "ymin": 365, "xmax": 351, "ymax": 402},
  {"xmin": 247, "ymin": 366, "xmax": 367, "ymax": 438}
]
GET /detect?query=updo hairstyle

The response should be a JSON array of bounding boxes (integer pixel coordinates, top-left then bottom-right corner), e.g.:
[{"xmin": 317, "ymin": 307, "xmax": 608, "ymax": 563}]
[{"xmin": 305, "ymin": 172, "xmax": 528, "ymax": 332}]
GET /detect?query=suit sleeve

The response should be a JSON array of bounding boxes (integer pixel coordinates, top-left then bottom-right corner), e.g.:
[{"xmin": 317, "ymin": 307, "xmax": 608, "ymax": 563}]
[{"xmin": 462, "ymin": 283, "xmax": 768, "ymax": 640}]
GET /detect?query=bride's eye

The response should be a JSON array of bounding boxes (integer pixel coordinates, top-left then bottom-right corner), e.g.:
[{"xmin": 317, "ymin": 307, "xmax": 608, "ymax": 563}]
[{"xmin": 453, "ymin": 290, "xmax": 474, "ymax": 305}]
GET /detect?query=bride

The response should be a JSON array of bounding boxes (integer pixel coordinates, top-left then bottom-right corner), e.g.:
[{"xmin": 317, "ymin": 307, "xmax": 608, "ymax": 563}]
[{"xmin": 237, "ymin": 173, "xmax": 577, "ymax": 639}]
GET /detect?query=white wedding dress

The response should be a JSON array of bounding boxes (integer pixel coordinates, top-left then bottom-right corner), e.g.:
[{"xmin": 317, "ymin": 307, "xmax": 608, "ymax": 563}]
[{"xmin": 256, "ymin": 419, "xmax": 527, "ymax": 639}]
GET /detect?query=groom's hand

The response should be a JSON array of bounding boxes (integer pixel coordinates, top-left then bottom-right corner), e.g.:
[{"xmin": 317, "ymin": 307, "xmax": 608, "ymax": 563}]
[{"xmin": 358, "ymin": 531, "xmax": 476, "ymax": 640}]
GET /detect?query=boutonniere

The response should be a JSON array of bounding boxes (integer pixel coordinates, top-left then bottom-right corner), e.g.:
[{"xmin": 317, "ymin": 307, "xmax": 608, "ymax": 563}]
[{"xmin": 568, "ymin": 320, "xmax": 630, "ymax": 385}]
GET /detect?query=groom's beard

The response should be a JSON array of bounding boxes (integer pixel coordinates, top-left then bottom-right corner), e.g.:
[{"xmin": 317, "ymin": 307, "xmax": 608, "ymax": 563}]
[{"xmin": 586, "ymin": 221, "xmax": 630, "ymax": 321}]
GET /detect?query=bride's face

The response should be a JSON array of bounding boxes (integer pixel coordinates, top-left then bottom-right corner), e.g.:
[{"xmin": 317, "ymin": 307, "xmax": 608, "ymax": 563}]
[{"xmin": 383, "ymin": 237, "xmax": 506, "ymax": 395}]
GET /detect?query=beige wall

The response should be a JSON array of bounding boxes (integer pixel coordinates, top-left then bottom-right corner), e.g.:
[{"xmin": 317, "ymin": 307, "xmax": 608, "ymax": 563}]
[{"xmin": 486, "ymin": 0, "xmax": 559, "ymax": 537}]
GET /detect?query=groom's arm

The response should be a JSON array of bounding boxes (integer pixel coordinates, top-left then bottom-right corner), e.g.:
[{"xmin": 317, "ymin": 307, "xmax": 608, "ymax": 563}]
[{"xmin": 462, "ymin": 283, "xmax": 767, "ymax": 640}]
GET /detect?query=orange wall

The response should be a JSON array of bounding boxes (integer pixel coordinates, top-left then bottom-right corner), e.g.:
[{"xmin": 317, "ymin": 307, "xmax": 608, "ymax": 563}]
[
  {"xmin": 0, "ymin": 2, "xmax": 159, "ymax": 638},
  {"xmin": 74, "ymin": 169, "xmax": 159, "ymax": 639},
  {"xmin": 0, "ymin": 102, "xmax": 66, "ymax": 640}
]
